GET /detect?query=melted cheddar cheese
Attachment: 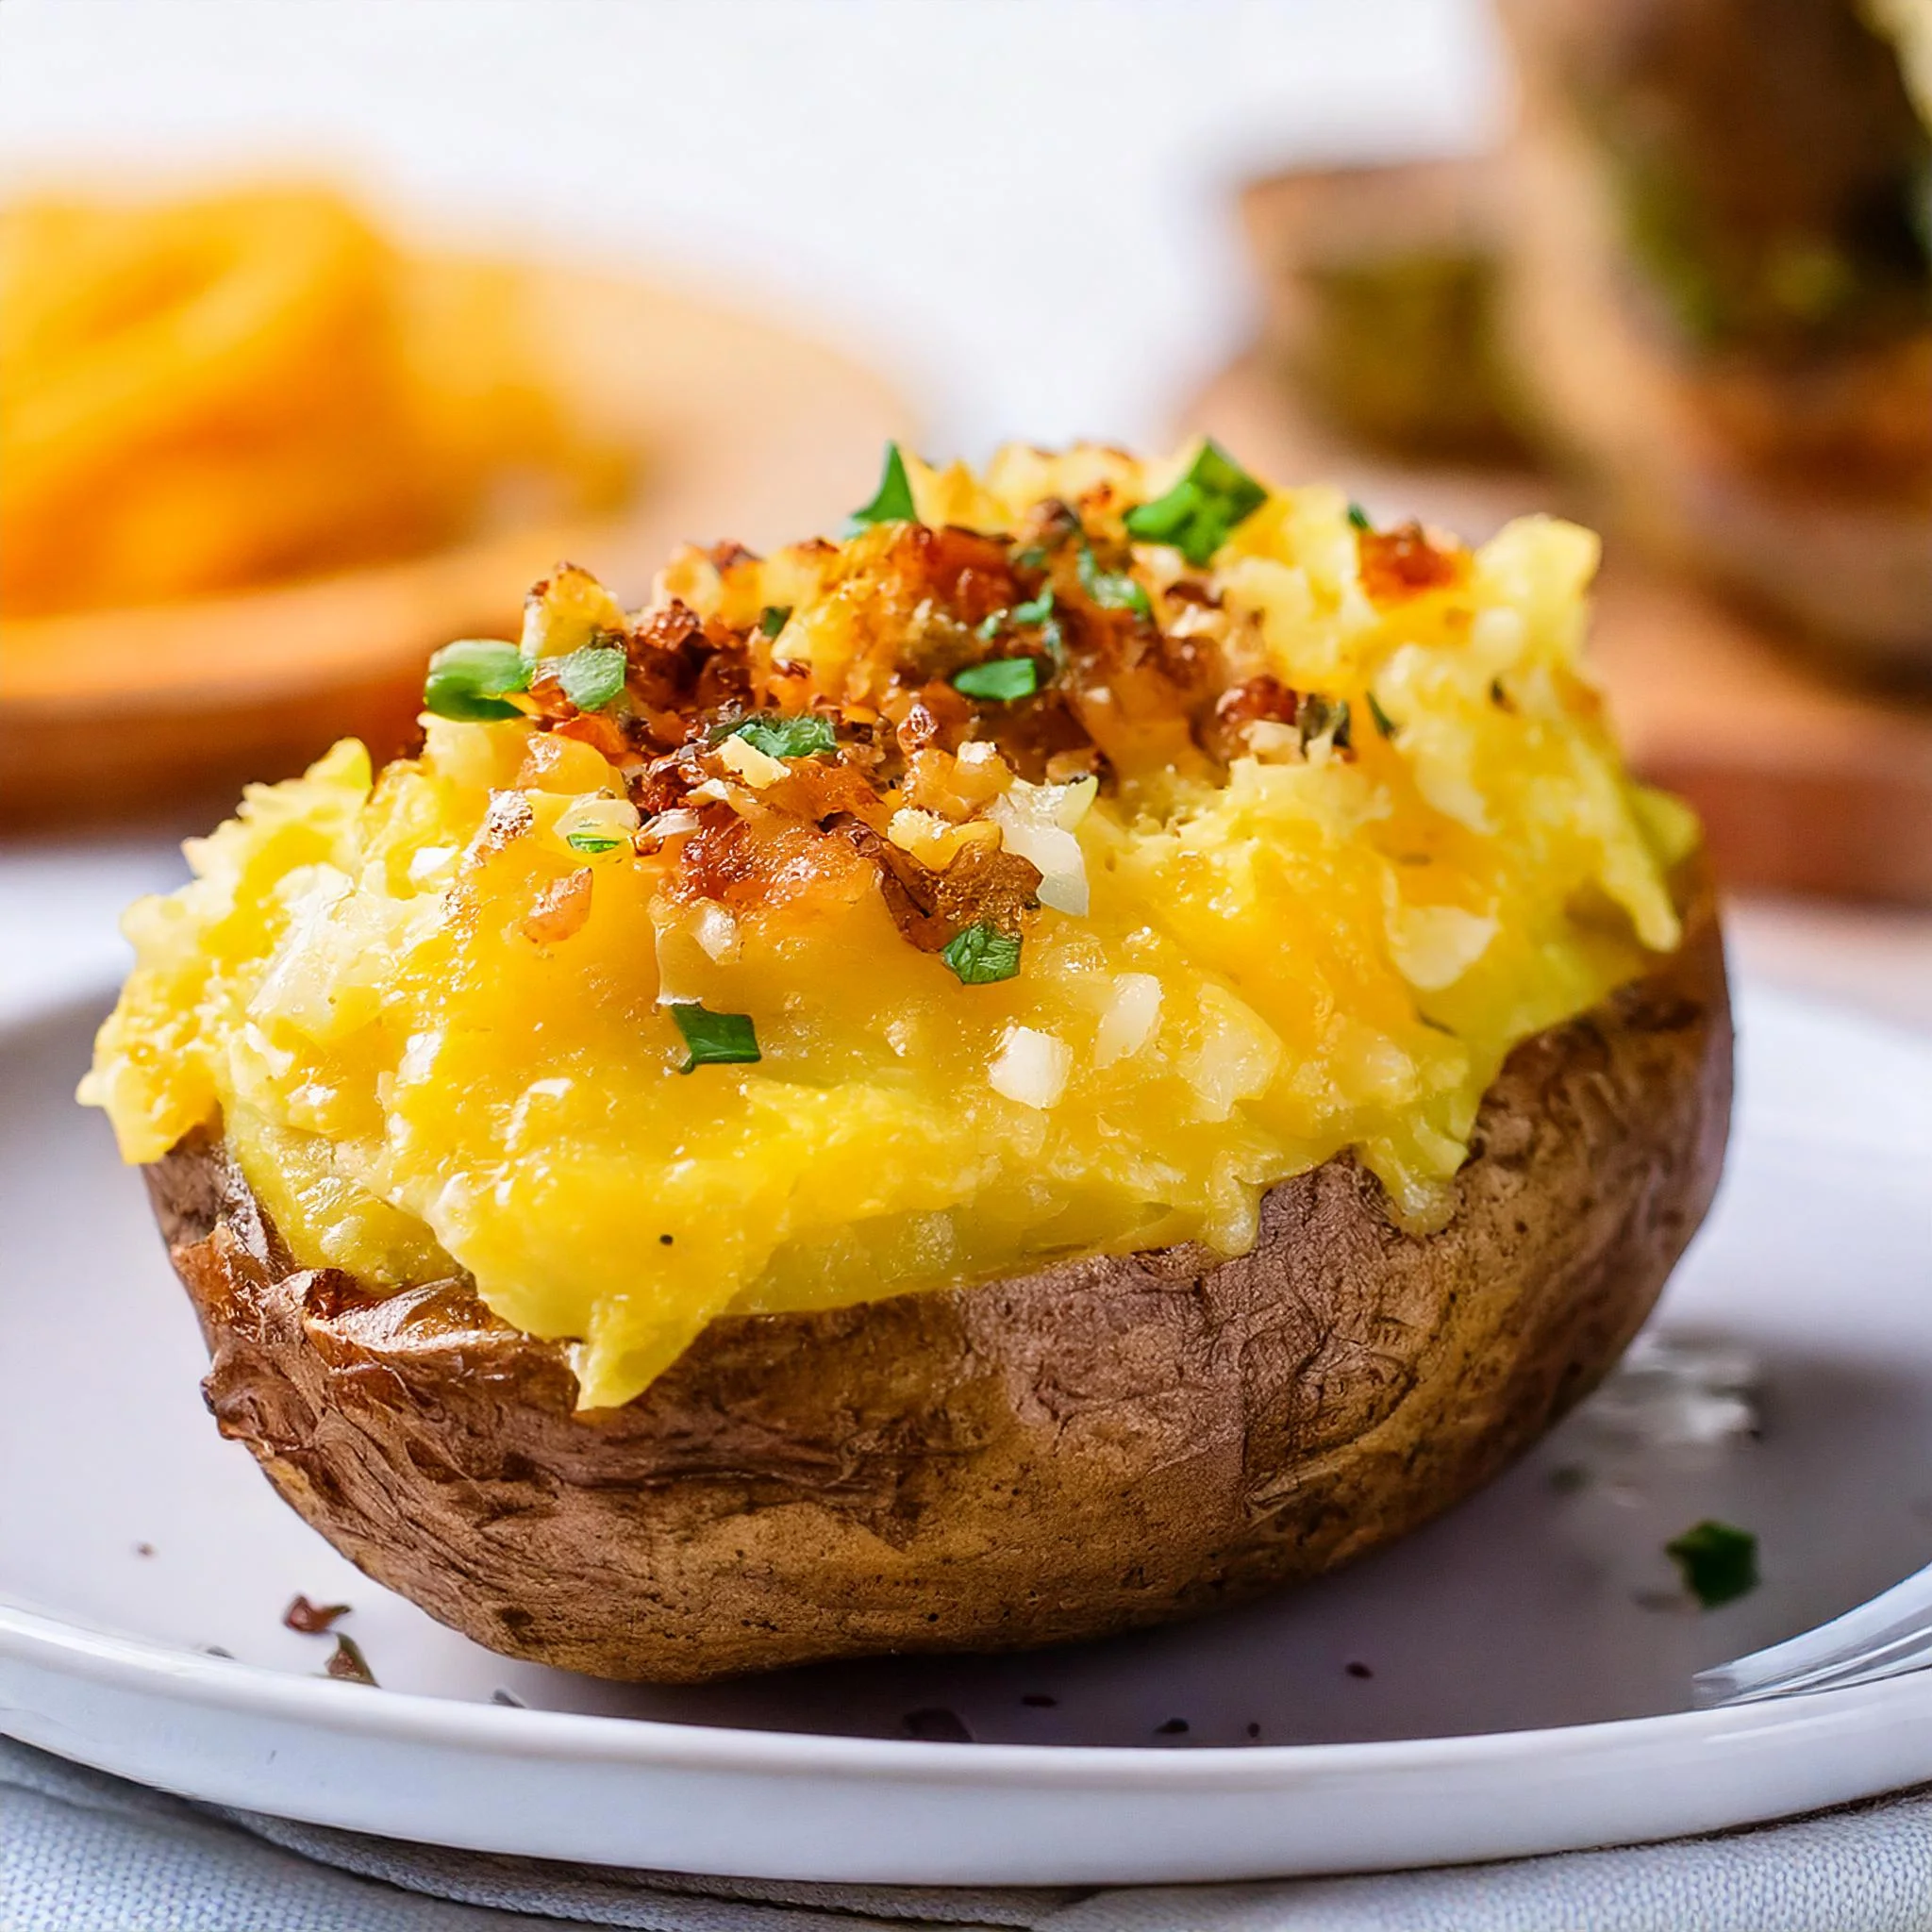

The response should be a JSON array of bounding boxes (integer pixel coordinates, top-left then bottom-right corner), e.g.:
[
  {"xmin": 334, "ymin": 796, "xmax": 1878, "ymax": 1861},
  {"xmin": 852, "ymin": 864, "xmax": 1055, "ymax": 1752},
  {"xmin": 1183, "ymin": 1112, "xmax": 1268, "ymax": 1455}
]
[{"xmin": 83, "ymin": 442, "xmax": 1697, "ymax": 1409}]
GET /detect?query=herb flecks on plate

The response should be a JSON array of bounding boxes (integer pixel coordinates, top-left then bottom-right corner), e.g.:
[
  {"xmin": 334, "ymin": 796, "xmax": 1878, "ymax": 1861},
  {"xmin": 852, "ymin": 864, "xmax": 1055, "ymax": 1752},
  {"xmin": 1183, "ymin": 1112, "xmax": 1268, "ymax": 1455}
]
[{"xmin": 1666, "ymin": 1520, "xmax": 1759, "ymax": 1608}]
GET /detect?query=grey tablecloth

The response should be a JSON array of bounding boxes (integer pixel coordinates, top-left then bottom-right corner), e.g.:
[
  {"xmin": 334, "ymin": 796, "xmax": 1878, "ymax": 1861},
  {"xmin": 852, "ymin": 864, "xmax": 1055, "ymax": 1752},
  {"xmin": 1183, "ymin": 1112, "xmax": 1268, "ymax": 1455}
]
[{"xmin": 7, "ymin": 1736, "xmax": 1932, "ymax": 1932}]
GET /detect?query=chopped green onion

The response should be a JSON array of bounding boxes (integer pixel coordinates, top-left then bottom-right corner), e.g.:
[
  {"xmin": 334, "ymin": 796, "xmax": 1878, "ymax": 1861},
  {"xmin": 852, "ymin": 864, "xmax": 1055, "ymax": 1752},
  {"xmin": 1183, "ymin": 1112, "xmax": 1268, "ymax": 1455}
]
[
  {"xmin": 1011, "ymin": 586, "xmax": 1056, "ymax": 626},
  {"xmin": 1300, "ymin": 693, "xmax": 1352, "ymax": 751},
  {"xmin": 1366, "ymin": 690, "xmax": 1397, "ymax": 739},
  {"xmin": 953, "ymin": 658, "xmax": 1041, "ymax": 703},
  {"xmin": 1665, "ymin": 1520, "xmax": 1758, "ymax": 1609},
  {"xmin": 727, "ymin": 712, "xmax": 838, "ymax": 759},
  {"xmin": 1347, "ymin": 502, "xmax": 1373, "ymax": 532},
  {"xmin": 975, "ymin": 611, "xmax": 1006, "ymax": 641},
  {"xmin": 1123, "ymin": 440, "xmax": 1267, "ymax": 567},
  {"xmin": 841, "ymin": 441, "xmax": 918, "ymax": 535},
  {"xmin": 941, "ymin": 922, "xmax": 1022, "ymax": 985},
  {"xmin": 758, "ymin": 605, "xmax": 792, "ymax": 639},
  {"xmin": 422, "ymin": 640, "xmax": 529, "ymax": 722},
  {"xmin": 671, "ymin": 1004, "xmax": 761, "ymax": 1072},
  {"xmin": 555, "ymin": 644, "xmax": 627, "ymax": 712},
  {"xmin": 1012, "ymin": 543, "xmax": 1051, "ymax": 570},
  {"xmin": 1076, "ymin": 542, "xmax": 1151, "ymax": 617},
  {"xmin": 565, "ymin": 829, "xmax": 627, "ymax": 855}
]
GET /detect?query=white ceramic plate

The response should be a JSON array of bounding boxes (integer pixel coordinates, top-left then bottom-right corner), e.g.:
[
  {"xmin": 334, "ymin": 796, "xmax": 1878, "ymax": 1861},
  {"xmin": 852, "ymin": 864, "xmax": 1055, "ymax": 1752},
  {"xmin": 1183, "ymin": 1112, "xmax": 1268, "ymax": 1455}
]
[{"xmin": 2, "ymin": 981, "xmax": 1930, "ymax": 1884}]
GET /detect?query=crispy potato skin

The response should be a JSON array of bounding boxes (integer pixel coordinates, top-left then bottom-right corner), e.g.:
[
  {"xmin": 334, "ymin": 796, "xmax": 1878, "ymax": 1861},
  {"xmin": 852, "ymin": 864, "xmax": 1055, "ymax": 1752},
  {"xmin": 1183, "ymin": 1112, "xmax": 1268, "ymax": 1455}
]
[{"xmin": 147, "ymin": 874, "xmax": 1729, "ymax": 1683}]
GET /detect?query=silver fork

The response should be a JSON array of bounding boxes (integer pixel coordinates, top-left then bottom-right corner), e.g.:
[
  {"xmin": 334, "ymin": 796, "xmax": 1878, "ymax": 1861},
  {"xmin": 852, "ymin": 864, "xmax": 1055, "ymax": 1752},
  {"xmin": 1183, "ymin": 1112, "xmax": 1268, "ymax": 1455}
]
[{"xmin": 1694, "ymin": 1563, "xmax": 1932, "ymax": 1706}]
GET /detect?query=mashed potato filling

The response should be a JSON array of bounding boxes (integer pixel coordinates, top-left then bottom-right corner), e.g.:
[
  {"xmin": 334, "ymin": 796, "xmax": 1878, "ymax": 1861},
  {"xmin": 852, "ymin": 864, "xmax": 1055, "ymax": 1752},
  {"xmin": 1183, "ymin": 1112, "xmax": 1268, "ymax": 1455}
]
[{"xmin": 83, "ymin": 443, "xmax": 1695, "ymax": 1409}]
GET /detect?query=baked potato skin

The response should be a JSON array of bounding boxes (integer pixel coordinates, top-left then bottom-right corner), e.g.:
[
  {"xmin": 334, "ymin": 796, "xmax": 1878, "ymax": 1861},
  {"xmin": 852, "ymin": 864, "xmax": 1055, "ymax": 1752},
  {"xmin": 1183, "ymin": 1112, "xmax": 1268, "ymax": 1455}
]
[{"xmin": 148, "ymin": 874, "xmax": 1728, "ymax": 1684}]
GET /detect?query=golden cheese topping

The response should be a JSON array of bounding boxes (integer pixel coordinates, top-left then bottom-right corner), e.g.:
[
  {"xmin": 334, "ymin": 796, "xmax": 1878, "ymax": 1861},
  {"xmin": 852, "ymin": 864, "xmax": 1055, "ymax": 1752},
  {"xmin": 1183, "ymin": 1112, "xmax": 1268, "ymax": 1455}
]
[{"xmin": 82, "ymin": 441, "xmax": 1697, "ymax": 1410}]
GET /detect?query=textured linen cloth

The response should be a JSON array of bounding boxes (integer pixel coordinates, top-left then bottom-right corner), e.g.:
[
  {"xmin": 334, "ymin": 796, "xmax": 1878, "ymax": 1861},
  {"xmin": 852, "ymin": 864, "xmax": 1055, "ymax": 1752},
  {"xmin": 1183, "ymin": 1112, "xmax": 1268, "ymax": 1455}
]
[{"xmin": 8, "ymin": 1736, "xmax": 1932, "ymax": 1932}]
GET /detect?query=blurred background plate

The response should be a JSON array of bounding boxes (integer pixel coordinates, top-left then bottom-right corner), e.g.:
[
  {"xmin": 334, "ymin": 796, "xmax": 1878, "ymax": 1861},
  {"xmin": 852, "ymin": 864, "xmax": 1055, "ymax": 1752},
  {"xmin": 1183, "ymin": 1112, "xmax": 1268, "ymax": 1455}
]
[{"xmin": 0, "ymin": 254, "xmax": 910, "ymax": 827}]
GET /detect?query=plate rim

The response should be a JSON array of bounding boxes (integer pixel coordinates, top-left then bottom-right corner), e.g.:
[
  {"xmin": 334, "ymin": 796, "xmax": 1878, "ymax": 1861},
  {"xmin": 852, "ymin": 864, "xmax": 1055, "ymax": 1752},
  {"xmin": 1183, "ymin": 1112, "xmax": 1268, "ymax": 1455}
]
[{"xmin": 8, "ymin": 1592, "xmax": 1932, "ymax": 1791}]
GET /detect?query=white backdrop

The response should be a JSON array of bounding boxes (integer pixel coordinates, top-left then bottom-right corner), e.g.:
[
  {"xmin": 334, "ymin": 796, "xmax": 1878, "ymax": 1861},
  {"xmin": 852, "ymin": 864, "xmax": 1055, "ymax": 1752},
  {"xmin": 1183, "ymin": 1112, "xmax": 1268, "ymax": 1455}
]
[{"xmin": 0, "ymin": 0, "xmax": 1504, "ymax": 454}]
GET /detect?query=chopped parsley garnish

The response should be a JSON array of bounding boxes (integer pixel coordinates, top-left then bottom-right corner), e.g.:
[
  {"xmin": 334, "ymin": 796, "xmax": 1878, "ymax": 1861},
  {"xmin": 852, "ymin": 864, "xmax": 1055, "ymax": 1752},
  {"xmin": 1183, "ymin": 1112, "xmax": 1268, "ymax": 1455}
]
[
  {"xmin": 1666, "ymin": 1520, "xmax": 1758, "ymax": 1609},
  {"xmin": 941, "ymin": 922, "xmax": 1022, "ymax": 984},
  {"xmin": 727, "ymin": 712, "xmax": 838, "ymax": 759},
  {"xmin": 1347, "ymin": 502, "xmax": 1373, "ymax": 531},
  {"xmin": 1366, "ymin": 689, "xmax": 1397, "ymax": 739},
  {"xmin": 671, "ymin": 1004, "xmax": 761, "ymax": 1072},
  {"xmin": 555, "ymin": 643, "xmax": 627, "ymax": 712},
  {"xmin": 953, "ymin": 658, "xmax": 1041, "ymax": 702},
  {"xmin": 1123, "ymin": 440, "xmax": 1267, "ymax": 566},
  {"xmin": 842, "ymin": 441, "xmax": 918, "ymax": 535},
  {"xmin": 758, "ymin": 605, "xmax": 792, "ymax": 639},
  {"xmin": 1300, "ymin": 693, "xmax": 1352, "ymax": 752},
  {"xmin": 422, "ymin": 640, "xmax": 528, "ymax": 722},
  {"xmin": 1076, "ymin": 541, "xmax": 1151, "ymax": 617},
  {"xmin": 977, "ymin": 589, "xmax": 1058, "ymax": 649},
  {"xmin": 565, "ymin": 828, "xmax": 627, "ymax": 855}
]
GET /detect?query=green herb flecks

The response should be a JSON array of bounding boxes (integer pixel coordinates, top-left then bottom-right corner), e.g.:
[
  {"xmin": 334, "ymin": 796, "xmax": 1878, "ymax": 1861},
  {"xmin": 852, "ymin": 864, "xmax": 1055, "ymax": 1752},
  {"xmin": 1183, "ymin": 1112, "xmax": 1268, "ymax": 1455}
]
[
  {"xmin": 953, "ymin": 658, "xmax": 1041, "ymax": 703},
  {"xmin": 672, "ymin": 1005, "xmax": 762, "ymax": 1073},
  {"xmin": 1666, "ymin": 1520, "xmax": 1759, "ymax": 1609},
  {"xmin": 1076, "ymin": 541, "xmax": 1151, "ymax": 617},
  {"xmin": 555, "ymin": 644, "xmax": 627, "ymax": 713},
  {"xmin": 1124, "ymin": 440, "xmax": 1267, "ymax": 566},
  {"xmin": 422, "ymin": 640, "xmax": 529, "ymax": 722},
  {"xmin": 977, "ymin": 588, "xmax": 1061, "ymax": 660},
  {"xmin": 941, "ymin": 922, "xmax": 1022, "ymax": 985},
  {"xmin": 758, "ymin": 605, "xmax": 792, "ymax": 639},
  {"xmin": 1347, "ymin": 502, "xmax": 1373, "ymax": 532},
  {"xmin": 1300, "ymin": 693, "xmax": 1352, "ymax": 753},
  {"xmin": 565, "ymin": 829, "xmax": 628, "ymax": 855},
  {"xmin": 726, "ymin": 713, "xmax": 838, "ymax": 760},
  {"xmin": 1366, "ymin": 690, "xmax": 1397, "ymax": 739},
  {"xmin": 842, "ymin": 441, "xmax": 918, "ymax": 535}
]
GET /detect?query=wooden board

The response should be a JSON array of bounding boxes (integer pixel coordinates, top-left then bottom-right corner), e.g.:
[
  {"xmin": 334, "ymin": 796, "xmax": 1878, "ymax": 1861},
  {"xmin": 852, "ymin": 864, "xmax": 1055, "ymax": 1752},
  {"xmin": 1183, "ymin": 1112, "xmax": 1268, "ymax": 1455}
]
[
  {"xmin": 0, "ymin": 256, "xmax": 912, "ymax": 826},
  {"xmin": 1184, "ymin": 354, "xmax": 1932, "ymax": 907}
]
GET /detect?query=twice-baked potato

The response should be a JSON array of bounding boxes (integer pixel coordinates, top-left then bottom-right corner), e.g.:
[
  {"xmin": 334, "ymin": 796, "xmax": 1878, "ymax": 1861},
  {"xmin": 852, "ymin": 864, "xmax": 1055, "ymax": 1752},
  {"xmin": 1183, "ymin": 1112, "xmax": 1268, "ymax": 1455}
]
[{"xmin": 84, "ymin": 441, "xmax": 1731, "ymax": 1681}]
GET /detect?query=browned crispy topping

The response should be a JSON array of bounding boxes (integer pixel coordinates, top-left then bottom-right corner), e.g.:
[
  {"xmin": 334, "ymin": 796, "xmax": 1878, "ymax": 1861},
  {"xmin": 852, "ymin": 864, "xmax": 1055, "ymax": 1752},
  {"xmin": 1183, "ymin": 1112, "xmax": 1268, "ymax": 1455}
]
[
  {"xmin": 495, "ymin": 506, "xmax": 1397, "ymax": 958},
  {"xmin": 1357, "ymin": 522, "xmax": 1468, "ymax": 606},
  {"xmin": 520, "ymin": 869, "xmax": 593, "ymax": 946}
]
